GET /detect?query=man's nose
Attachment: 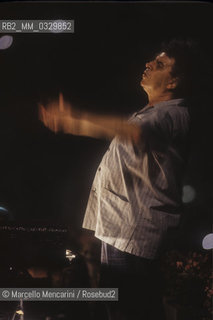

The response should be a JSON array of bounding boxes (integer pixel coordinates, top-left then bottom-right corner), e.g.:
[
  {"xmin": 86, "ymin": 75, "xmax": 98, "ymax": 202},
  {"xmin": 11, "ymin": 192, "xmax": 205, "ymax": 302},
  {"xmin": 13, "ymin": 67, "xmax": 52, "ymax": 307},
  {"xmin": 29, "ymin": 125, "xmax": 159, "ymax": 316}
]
[{"xmin": 146, "ymin": 61, "xmax": 153, "ymax": 68}]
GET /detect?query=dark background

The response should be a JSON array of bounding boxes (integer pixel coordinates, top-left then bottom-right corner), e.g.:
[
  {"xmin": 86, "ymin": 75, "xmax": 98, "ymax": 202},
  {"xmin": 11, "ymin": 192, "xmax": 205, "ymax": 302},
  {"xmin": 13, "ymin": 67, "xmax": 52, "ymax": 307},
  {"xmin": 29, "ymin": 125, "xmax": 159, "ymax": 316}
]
[{"xmin": 0, "ymin": 1, "xmax": 212, "ymax": 250}]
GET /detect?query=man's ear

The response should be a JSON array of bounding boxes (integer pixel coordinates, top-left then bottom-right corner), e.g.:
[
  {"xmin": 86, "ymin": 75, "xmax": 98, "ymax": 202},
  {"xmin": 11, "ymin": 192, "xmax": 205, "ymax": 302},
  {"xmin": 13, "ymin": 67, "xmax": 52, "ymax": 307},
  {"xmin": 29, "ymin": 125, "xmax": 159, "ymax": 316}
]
[{"xmin": 167, "ymin": 77, "xmax": 179, "ymax": 90}]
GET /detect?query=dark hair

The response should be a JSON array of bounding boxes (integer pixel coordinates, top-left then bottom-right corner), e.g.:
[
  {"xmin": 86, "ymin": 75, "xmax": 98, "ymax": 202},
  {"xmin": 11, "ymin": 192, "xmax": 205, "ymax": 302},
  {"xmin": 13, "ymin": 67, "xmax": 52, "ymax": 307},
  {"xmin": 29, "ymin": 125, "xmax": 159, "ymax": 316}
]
[{"xmin": 159, "ymin": 38, "xmax": 207, "ymax": 98}]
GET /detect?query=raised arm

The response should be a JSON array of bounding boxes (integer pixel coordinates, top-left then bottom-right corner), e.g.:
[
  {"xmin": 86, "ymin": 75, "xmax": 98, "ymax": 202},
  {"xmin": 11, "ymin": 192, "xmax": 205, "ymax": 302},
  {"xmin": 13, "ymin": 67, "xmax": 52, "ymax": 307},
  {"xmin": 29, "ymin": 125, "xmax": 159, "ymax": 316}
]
[{"xmin": 38, "ymin": 93, "xmax": 141, "ymax": 144}]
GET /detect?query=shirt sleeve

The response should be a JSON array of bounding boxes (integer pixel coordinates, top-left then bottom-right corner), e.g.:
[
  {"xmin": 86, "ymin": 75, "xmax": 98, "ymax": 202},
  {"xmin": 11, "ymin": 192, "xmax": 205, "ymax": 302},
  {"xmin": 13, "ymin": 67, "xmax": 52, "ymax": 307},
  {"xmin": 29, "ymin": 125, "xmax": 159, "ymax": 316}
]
[{"xmin": 134, "ymin": 109, "xmax": 174, "ymax": 153}]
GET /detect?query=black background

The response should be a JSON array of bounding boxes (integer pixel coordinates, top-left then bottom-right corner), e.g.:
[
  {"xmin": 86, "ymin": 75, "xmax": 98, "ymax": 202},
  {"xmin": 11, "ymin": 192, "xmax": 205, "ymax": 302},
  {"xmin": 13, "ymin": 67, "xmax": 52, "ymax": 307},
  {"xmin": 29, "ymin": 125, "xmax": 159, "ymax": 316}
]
[{"xmin": 0, "ymin": 1, "xmax": 212, "ymax": 250}]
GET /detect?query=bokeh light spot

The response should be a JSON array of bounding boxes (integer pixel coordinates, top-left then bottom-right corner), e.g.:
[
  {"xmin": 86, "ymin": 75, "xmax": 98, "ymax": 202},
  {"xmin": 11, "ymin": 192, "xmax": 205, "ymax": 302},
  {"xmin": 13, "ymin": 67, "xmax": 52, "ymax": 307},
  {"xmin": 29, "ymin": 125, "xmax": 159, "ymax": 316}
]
[
  {"xmin": 202, "ymin": 233, "xmax": 213, "ymax": 250},
  {"xmin": 182, "ymin": 185, "xmax": 196, "ymax": 203}
]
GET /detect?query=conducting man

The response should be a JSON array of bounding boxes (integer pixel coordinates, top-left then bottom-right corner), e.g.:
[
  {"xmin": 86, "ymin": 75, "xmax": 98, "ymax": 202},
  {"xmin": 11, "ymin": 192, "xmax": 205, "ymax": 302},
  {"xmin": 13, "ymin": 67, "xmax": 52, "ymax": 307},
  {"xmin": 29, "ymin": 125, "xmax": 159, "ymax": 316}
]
[{"xmin": 39, "ymin": 39, "xmax": 197, "ymax": 319}]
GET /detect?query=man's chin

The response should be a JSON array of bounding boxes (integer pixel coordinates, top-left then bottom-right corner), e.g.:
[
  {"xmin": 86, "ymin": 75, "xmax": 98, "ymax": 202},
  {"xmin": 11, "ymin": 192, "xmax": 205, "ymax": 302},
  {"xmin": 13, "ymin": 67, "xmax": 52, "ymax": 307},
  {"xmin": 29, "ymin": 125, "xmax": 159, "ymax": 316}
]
[
  {"xmin": 140, "ymin": 81, "xmax": 150, "ymax": 96},
  {"xmin": 140, "ymin": 79, "xmax": 146, "ymax": 89}
]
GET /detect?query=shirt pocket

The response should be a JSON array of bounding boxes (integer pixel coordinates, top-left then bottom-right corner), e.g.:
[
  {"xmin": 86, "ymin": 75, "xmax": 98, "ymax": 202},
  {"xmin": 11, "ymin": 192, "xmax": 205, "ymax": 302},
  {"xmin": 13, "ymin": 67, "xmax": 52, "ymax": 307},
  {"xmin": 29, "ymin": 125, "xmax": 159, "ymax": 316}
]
[{"xmin": 99, "ymin": 188, "xmax": 134, "ymax": 237}]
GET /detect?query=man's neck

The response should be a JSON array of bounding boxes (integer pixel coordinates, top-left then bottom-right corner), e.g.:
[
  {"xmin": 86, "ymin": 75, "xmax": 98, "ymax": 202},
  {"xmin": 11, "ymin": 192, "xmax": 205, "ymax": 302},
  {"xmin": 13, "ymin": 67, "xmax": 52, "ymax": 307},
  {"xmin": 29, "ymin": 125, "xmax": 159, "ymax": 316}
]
[{"xmin": 147, "ymin": 91, "xmax": 174, "ymax": 107}]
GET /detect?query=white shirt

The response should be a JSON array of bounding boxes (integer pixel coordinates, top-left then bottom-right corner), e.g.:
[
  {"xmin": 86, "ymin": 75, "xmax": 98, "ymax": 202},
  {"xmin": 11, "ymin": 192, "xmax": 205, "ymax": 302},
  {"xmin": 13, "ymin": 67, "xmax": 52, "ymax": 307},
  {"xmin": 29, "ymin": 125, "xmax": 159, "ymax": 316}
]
[{"xmin": 83, "ymin": 99, "xmax": 190, "ymax": 259}]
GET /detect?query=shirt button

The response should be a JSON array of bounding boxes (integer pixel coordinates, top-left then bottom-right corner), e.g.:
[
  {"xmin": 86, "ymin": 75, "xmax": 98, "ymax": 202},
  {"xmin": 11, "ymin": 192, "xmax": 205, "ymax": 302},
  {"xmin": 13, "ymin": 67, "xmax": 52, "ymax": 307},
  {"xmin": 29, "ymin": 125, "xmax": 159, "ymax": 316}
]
[
  {"xmin": 92, "ymin": 187, "xmax": 96, "ymax": 192},
  {"xmin": 98, "ymin": 167, "xmax": 101, "ymax": 171}
]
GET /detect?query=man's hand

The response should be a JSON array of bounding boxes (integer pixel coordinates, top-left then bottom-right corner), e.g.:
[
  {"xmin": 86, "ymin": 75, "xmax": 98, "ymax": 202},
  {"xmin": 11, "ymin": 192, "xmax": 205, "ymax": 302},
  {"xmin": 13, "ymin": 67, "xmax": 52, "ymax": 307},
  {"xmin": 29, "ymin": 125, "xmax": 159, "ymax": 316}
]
[{"xmin": 38, "ymin": 93, "xmax": 75, "ymax": 134}]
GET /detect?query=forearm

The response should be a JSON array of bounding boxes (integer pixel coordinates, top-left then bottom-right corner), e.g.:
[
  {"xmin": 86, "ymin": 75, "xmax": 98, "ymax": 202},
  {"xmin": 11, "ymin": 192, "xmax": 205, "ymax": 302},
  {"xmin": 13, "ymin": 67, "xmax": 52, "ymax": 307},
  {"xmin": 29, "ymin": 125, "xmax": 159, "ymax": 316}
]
[
  {"xmin": 64, "ymin": 113, "xmax": 140, "ymax": 142},
  {"xmin": 63, "ymin": 116, "xmax": 114, "ymax": 139}
]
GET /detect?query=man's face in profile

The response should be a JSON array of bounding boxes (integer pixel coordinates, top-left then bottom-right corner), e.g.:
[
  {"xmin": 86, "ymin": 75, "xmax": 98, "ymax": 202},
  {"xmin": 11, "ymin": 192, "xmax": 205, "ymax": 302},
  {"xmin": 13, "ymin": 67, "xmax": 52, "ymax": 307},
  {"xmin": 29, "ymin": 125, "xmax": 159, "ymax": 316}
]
[{"xmin": 141, "ymin": 52, "xmax": 177, "ymax": 94}]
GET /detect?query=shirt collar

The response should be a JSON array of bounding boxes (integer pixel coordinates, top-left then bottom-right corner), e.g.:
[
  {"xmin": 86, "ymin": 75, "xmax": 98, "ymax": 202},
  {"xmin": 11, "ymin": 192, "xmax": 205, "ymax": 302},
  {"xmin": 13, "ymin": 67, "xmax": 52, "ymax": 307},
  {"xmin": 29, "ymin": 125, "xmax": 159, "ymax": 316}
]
[
  {"xmin": 153, "ymin": 98, "xmax": 185, "ymax": 109},
  {"xmin": 135, "ymin": 98, "xmax": 185, "ymax": 115}
]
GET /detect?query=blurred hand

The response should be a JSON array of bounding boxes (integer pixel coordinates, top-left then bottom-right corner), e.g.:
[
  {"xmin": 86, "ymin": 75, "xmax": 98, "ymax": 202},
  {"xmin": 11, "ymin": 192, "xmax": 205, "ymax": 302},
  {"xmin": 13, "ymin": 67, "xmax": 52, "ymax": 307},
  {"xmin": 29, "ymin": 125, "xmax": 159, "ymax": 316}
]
[{"xmin": 38, "ymin": 93, "xmax": 74, "ymax": 133}]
